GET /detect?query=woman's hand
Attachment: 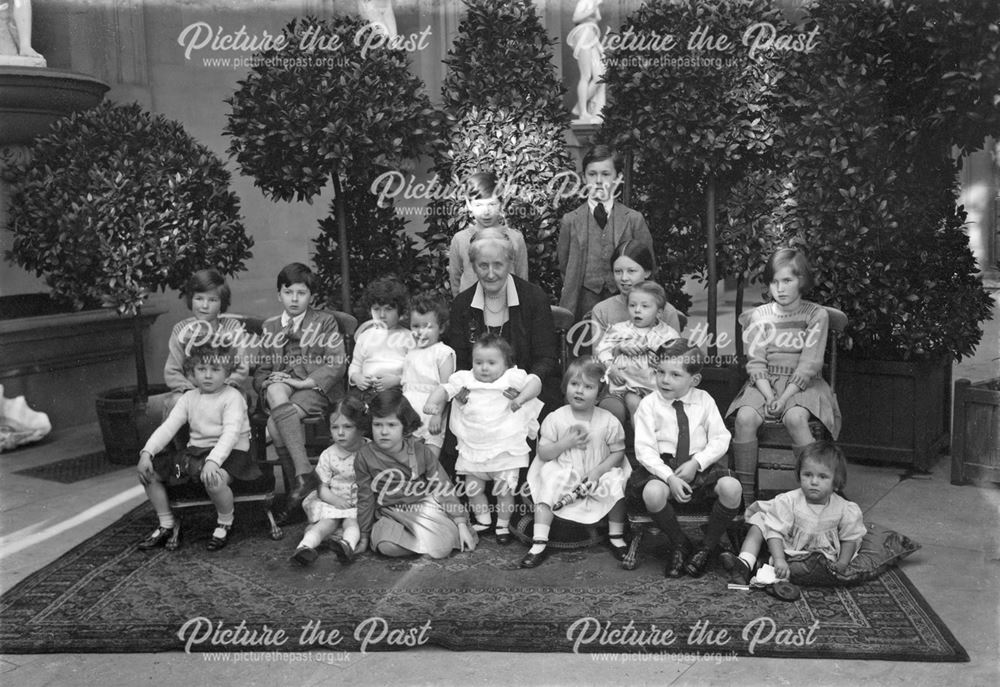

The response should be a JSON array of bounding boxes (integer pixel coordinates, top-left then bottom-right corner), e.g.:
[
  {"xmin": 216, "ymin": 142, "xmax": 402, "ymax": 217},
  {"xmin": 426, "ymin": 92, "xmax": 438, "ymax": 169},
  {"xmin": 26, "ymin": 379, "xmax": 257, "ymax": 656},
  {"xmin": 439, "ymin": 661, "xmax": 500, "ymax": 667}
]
[
  {"xmin": 423, "ymin": 399, "xmax": 444, "ymax": 416},
  {"xmin": 605, "ymin": 365, "xmax": 625, "ymax": 386},
  {"xmin": 136, "ymin": 451, "xmax": 155, "ymax": 486},
  {"xmin": 617, "ymin": 342, "xmax": 646, "ymax": 357},
  {"xmin": 457, "ymin": 522, "xmax": 478, "ymax": 552}
]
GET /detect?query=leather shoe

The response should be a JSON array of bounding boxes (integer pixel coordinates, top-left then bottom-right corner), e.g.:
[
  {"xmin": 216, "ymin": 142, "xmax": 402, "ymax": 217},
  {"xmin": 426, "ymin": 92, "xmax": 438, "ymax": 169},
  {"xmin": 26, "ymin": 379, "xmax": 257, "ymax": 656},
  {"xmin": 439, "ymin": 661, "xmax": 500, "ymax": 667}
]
[
  {"xmin": 719, "ymin": 551, "xmax": 752, "ymax": 584},
  {"xmin": 277, "ymin": 473, "xmax": 318, "ymax": 525},
  {"xmin": 291, "ymin": 546, "xmax": 318, "ymax": 566},
  {"xmin": 519, "ymin": 540, "xmax": 549, "ymax": 568},
  {"xmin": 606, "ymin": 539, "xmax": 628, "ymax": 561},
  {"xmin": 665, "ymin": 547, "xmax": 688, "ymax": 578},
  {"xmin": 205, "ymin": 523, "xmax": 231, "ymax": 551},
  {"xmin": 138, "ymin": 523, "xmax": 179, "ymax": 551},
  {"xmin": 684, "ymin": 547, "xmax": 713, "ymax": 578},
  {"xmin": 495, "ymin": 529, "xmax": 512, "ymax": 546},
  {"xmin": 329, "ymin": 536, "xmax": 355, "ymax": 563}
]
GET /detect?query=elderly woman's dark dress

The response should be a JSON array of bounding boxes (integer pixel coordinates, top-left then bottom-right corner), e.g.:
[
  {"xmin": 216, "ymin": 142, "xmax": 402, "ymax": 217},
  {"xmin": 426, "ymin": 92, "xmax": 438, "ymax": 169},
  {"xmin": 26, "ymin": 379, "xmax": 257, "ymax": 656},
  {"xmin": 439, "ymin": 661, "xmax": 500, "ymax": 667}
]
[{"xmin": 447, "ymin": 274, "xmax": 559, "ymax": 389}]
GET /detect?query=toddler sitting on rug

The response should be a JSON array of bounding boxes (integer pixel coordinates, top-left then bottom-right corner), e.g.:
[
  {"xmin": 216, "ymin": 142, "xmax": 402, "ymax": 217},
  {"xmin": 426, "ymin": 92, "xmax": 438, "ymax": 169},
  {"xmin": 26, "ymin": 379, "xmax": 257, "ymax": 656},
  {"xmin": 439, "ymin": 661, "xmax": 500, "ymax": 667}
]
[{"xmin": 722, "ymin": 441, "xmax": 866, "ymax": 587}]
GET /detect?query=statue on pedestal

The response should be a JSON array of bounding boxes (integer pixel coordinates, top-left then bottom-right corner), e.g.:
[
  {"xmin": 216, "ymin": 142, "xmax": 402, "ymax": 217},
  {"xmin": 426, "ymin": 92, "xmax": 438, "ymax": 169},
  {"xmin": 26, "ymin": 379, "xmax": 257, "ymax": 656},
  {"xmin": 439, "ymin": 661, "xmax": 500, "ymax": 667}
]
[
  {"xmin": 1, "ymin": 0, "xmax": 46, "ymax": 67},
  {"xmin": 567, "ymin": 0, "xmax": 605, "ymax": 125},
  {"xmin": 358, "ymin": 0, "xmax": 397, "ymax": 39}
]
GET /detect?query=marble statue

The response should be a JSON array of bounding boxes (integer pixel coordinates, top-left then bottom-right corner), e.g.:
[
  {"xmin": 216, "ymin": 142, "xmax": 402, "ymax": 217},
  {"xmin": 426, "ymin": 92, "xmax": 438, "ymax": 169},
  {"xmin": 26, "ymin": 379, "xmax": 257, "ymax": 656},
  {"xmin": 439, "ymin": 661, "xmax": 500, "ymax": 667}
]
[
  {"xmin": 358, "ymin": 0, "xmax": 397, "ymax": 39},
  {"xmin": 1, "ymin": 0, "xmax": 46, "ymax": 67},
  {"xmin": 567, "ymin": 0, "xmax": 605, "ymax": 125},
  {"xmin": 0, "ymin": 384, "xmax": 51, "ymax": 451}
]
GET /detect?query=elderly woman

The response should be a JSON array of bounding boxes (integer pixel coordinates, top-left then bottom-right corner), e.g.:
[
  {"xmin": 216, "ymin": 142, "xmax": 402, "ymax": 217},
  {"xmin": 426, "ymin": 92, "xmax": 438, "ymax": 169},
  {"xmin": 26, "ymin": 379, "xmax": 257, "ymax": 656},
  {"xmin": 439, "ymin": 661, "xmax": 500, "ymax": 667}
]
[{"xmin": 446, "ymin": 229, "xmax": 559, "ymax": 408}]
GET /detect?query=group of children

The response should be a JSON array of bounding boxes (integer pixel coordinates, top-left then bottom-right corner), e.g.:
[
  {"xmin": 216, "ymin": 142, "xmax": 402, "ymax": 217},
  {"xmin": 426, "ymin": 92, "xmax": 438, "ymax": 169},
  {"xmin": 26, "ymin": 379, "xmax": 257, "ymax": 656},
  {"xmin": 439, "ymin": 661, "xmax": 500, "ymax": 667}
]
[{"xmin": 136, "ymin": 143, "xmax": 866, "ymax": 590}]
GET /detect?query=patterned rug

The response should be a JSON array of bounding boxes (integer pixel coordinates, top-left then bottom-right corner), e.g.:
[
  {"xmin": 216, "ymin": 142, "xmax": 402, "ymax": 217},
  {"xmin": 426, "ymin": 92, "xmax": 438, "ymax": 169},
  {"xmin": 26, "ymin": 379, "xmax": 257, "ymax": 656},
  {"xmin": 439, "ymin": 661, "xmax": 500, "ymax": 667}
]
[{"xmin": 0, "ymin": 504, "xmax": 967, "ymax": 661}]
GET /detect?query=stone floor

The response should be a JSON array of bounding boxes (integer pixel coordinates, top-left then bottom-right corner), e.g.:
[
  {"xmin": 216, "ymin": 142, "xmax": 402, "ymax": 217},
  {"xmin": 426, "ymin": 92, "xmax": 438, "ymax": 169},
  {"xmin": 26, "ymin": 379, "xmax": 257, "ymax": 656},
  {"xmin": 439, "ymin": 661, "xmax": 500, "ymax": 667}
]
[{"xmin": 1, "ymin": 288, "xmax": 997, "ymax": 686}]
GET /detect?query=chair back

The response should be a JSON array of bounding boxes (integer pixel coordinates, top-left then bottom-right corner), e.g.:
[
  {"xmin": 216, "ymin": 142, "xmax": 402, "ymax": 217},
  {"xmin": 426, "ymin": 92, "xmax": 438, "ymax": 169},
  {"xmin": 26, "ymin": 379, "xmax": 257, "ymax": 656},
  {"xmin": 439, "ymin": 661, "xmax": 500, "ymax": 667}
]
[
  {"xmin": 735, "ymin": 305, "xmax": 848, "ymax": 393},
  {"xmin": 329, "ymin": 310, "xmax": 358, "ymax": 360},
  {"xmin": 551, "ymin": 305, "xmax": 576, "ymax": 373}
]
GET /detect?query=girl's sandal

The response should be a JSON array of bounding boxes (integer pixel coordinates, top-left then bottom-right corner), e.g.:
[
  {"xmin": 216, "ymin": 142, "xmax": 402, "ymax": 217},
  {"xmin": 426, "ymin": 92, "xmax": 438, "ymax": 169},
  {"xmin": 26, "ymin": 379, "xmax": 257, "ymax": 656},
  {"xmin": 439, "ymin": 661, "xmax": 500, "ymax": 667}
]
[{"xmin": 205, "ymin": 523, "xmax": 231, "ymax": 551}]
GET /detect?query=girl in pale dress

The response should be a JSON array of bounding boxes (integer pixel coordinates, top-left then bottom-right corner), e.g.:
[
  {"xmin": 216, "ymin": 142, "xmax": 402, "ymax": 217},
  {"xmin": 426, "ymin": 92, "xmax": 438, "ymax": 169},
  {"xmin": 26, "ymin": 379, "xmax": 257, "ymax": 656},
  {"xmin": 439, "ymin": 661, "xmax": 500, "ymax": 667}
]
[
  {"xmin": 521, "ymin": 358, "xmax": 628, "ymax": 568},
  {"xmin": 424, "ymin": 334, "xmax": 544, "ymax": 544},
  {"xmin": 401, "ymin": 294, "xmax": 456, "ymax": 460},
  {"xmin": 349, "ymin": 276, "xmax": 414, "ymax": 401},
  {"xmin": 723, "ymin": 441, "xmax": 865, "ymax": 585},
  {"xmin": 291, "ymin": 397, "xmax": 367, "ymax": 566}
]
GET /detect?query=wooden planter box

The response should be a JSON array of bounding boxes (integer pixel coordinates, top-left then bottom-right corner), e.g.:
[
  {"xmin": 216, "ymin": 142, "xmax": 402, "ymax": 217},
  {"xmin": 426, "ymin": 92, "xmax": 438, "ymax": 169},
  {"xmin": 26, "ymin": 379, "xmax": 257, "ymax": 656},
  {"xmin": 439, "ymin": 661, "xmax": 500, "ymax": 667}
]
[
  {"xmin": 951, "ymin": 378, "xmax": 1000, "ymax": 485},
  {"xmin": 836, "ymin": 356, "xmax": 951, "ymax": 470}
]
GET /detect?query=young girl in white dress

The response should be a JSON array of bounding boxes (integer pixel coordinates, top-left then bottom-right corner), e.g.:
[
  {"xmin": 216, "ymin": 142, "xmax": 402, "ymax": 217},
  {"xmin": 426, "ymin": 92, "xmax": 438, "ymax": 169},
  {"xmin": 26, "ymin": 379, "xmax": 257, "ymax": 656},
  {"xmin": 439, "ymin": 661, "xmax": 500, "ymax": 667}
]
[
  {"xmin": 424, "ymin": 333, "xmax": 543, "ymax": 544},
  {"xmin": 291, "ymin": 397, "xmax": 367, "ymax": 566},
  {"xmin": 401, "ymin": 294, "xmax": 456, "ymax": 460},
  {"xmin": 723, "ymin": 441, "xmax": 866, "ymax": 584},
  {"xmin": 522, "ymin": 357, "xmax": 629, "ymax": 568},
  {"xmin": 349, "ymin": 276, "xmax": 414, "ymax": 400}
]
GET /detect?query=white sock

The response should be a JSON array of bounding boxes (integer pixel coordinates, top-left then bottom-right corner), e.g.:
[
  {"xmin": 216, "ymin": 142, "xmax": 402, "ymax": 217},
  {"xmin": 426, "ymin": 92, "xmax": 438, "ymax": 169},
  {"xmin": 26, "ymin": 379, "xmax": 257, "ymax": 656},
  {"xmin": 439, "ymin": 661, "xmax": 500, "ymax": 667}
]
[
  {"xmin": 739, "ymin": 552, "xmax": 757, "ymax": 570},
  {"xmin": 496, "ymin": 518, "xmax": 510, "ymax": 533},
  {"xmin": 300, "ymin": 529, "xmax": 323, "ymax": 550},
  {"xmin": 157, "ymin": 512, "xmax": 175, "ymax": 529},
  {"xmin": 608, "ymin": 522, "xmax": 625, "ymax": 546},
  {"xmin": 530, "ymin": 524, "xmax": 550, "ymax": 554}
]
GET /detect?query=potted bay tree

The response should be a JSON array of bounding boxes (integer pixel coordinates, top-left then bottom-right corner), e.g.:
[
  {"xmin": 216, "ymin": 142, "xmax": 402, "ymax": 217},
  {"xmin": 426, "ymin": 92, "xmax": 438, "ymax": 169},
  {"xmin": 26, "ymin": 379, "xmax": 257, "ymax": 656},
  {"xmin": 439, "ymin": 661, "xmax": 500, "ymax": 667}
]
[{"xmin": 5, "ymin": 101, "xmax": 253, "ymax": 464}]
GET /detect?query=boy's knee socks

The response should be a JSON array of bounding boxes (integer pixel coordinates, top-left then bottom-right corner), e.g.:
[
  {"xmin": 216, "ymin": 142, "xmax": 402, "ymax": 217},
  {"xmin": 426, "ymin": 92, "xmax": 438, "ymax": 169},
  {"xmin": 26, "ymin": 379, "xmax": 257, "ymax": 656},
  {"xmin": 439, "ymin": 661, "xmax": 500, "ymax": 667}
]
[
  {"xmin": 731, "ymin": 440, "xmax": 758, "ymax": 506},
  {"xmin": 271, "ymin": 402, "xmax": 310, "ymax": 475},
  {"xmin": 648, "ymin": 502, "xmax": 689, "ymax": 550},
  {"xmin": 703, "ymin": 501, "xmax": 741, "ymax": 551}
]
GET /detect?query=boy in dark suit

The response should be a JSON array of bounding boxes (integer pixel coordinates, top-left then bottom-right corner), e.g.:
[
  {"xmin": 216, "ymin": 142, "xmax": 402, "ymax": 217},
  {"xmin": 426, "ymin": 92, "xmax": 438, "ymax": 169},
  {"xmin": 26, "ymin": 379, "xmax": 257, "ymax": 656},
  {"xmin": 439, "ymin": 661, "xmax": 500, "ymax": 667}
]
[
  {"xmin": 557, "ymin": 145, "xmax": 656, "ymax": 321},
  {"xmin": 254, "ymin": 263, "xmax": 346, "ymax": 524}
]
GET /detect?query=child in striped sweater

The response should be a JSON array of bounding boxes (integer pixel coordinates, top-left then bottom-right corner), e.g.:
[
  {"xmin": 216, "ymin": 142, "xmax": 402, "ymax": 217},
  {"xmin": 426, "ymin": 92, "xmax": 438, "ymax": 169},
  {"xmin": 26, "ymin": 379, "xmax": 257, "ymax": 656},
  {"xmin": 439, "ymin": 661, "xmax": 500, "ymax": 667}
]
[{"xmin": 727, "ymin": 249, "xmax": 841, "ymax": 503}]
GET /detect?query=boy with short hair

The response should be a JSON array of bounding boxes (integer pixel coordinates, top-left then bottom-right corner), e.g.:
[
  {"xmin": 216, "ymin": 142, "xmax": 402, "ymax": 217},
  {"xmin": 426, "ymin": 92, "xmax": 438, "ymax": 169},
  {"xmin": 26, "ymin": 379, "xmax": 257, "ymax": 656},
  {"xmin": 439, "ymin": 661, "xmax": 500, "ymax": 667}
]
[
  {"xmin": 629, "ymin": 339, "xmax": 742, "ymax": 578},
  {"xmin": 253, "ymin": 262, "xmax": 346, "ymax": 525},
  {"xmin": 557, "ymin": 144, "xmax": 655, "ymax": 320}
]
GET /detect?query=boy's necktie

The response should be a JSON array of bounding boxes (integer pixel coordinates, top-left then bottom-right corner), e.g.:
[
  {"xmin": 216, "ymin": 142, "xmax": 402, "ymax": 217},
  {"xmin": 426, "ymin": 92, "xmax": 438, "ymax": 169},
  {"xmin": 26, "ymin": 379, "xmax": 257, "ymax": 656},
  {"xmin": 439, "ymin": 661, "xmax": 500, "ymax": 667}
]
[
  {"xmin": 594, "ymin": 203, "xmax": 608, "ymax": 229},
  {"xmin": 672, "ymin": 399, "xmax": 690, "ymax": 464}
]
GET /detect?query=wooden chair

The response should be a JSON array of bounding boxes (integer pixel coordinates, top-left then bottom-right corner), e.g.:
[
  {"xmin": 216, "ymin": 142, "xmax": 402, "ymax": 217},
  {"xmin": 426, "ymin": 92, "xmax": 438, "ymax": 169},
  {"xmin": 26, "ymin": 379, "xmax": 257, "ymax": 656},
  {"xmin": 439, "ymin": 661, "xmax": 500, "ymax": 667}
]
[
  {"xmin": 166, "ymin": 313, "xmax": 283, "ymax": 542},
  {"xmin": 301, "ymin": 310, "xmax": 358, "ymax": 456},
  {"xmin": 735, "ymin": 305, "xmax": 848, "ymax": 499},
  {"xmin": 246, "ymin": 310, "xmax": 357, "ymax": 501},
  {"xmin": 551, "ymin": 305, "xmax": 576, "ymax": 373}
]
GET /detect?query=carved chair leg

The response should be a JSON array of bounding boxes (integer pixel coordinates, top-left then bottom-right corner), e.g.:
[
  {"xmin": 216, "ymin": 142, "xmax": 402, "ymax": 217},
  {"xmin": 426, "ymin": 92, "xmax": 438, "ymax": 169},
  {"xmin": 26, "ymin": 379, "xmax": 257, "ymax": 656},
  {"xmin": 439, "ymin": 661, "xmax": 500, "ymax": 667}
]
[{"xmin": 621, "ymin": 525, "xmax": 644, "ymax": 571}]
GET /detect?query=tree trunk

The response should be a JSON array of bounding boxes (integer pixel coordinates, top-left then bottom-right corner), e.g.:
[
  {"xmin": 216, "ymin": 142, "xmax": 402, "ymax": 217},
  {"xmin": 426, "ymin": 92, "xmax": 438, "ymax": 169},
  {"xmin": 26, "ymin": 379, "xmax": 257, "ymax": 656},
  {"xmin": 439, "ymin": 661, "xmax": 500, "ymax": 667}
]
[
  {"xmin": 705, "ymin": 175, "xmax": 718, "ymax": 358},
  {"xmin": 735, "ymin": 273, "xmax": 745, "ymax": 359},
  {"xmin": 332, "ymin": 171, "xmax": 351, "ymax": 311},
  {"xmin": 132, "ymin": 312, "xmax": 148, "ymax": 401}
]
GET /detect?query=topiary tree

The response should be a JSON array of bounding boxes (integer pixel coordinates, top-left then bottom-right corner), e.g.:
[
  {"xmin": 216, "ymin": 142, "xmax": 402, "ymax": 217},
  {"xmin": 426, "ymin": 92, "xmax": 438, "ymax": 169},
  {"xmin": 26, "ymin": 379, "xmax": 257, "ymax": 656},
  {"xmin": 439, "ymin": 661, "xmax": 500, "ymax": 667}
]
[
  {"xmin": 5, "ymin": 101, "xmax": 252, "ymax": 399},
  {"xmin": 416, "ymin": 0, "xmax": 577, "ymax": 298},
  {"xmin": 225, "ymin": 15, "xmax": 435, "ymax": 311},
  {"xmin": 599, "ymin": 0, "xmax": 792, "ymax": 353},
  {"xmin": 312, "ymin": 175, "xmax": 425, "ymax": 313},
  {"xmin": 772, "ymin": 0, "xmax": 996, "ymax": 361}
]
